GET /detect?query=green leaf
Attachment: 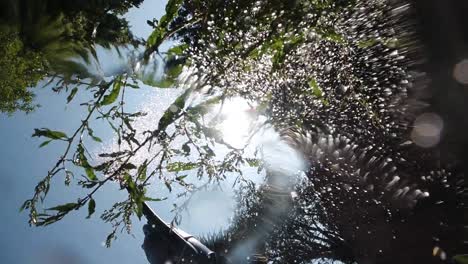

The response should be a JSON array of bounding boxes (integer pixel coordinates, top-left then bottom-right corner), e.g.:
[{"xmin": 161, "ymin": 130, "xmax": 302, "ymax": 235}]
[
  {"xmin": 81, "ymin": 181, "xmax": 98, "ymax": 188},
  {"xmin": 146, "ymin": 28, "xmax": 165, "ymax": 54},
  {"xmin": 39, "ymin": 140, "xmax": 52, "ymax": 148},
  {"xmin": 93, "ymin": 161, "xmax": 112, "ymax": 172},
  {"xmin": 145, "ymin": 0, "xmax": 183, "ymax": 57},
  {"xmin": 32, "ymin": 128, "xmax": 68, "ymax": 140},
  {"xmin": 125, "ymin": 173, "xmax": 137, "ymax": 195},
  {"xmin": 166, "ymin": 162, "xmax": 198, "ymax": 172},
  {"xmin": 98, "ymin": 151, "xmax": 127, "ymax": 158},
  {"xmin": 166, "ymin": 61, "xmax": 184, "ymax": 77},
  {"xmin": 100, "ymin": 77, "xmax": 122, "ymax": 106},
  {"xmin": 122, "ymin": 163, "xmax": 137, "ymax": 170},
  {"xmin": 147, "ymin": 59, "xmax": 184, "ymax": 88},
  {"xmin": 357, "ymin": 39, "xmax": 378, "ymax": 48},
  {"xmin": 77, "ymin": 144, "xmax": 97, "ymax": 181},
  {"xmin": 67, "ymin": 87, "xmax": 78, "ymax": 103},
  {"xmin": 35, "ymin": 215, "xmax": 61, "ymax": 227},
  {"xmin": 167, "ymin": 43, "xmax": 188, "ymax": 56},
  {"xmin": 308, "ymin": 78, "xmax": 323, "ymax": 98},
  {"xmin": 19, "ymin": 200, "xmax": 31, "ymax": 212},
  {"xmin": 175, "ymin": 175, "xmax": 187, "ymax": 181},
  {"xmin": 105, "ymin": 229, "xmax": 117, "ymax": 248},
  {"xmin": 47, "ymin": 202, "xmax": 79, "ymax": 212},
  {"xmin": 137, "ymin": 162, "xmax": 148, "ymax": 181},
  {"xmin": 124, "ymin": 172, "xmax": 144, "ymax": 219},
  {"xmin": 454, "ymin": 255, "xmax": 468, "ymax": 264},
  {"xmin": 317, "ymin": 28, "xmax": 345, "ymax": 44},
  {"xmin": 326, "ymin": 32, "xmax": 344, "ymax": 43},
  {"xmin": 91, "ymin": 136, "xmax": 102, "ymax": 143},
  {"xmin": 86, "ymin": 198, "xmax": 96, "ymax": 219},
  {"xmin": 245, "ymin": 158, "xmax": 260, "ymax": 167},
  {"xmin": 87, "ymin": 127, "xmax": 102, "ymax": 142},
  {"xmin": 157, "ymin": 89, "xmax": 191, "ymax": 133},
  {"xmin": 135, "ymin": 200, "xmax": 143, "ymax": 219},
  {"xmin": 84, "ymin": 167, "xmax": 97, "ymax": 181},
  {"xmin": 164, "ymin": 0, "xmax": 183, "ymax": 23},
  {"xmin": 144, "ymin": 196, "xmax": 167, "ymax": 202}
]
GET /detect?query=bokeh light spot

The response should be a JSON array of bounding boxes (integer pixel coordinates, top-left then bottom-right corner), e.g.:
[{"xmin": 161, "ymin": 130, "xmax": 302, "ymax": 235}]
[
  {"xmin": 453, "ymin": 59, "xmax": 468, "ymax": 84},
  {"xmin": 411, "ymin": 113, "xmax": 444, "ymax": 148}
]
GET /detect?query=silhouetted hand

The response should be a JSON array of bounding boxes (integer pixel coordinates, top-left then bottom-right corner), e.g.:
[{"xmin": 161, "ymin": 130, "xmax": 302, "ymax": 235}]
[{"xmin": 142, "ymin": 224, "xmax": 172, "ymax": 264}]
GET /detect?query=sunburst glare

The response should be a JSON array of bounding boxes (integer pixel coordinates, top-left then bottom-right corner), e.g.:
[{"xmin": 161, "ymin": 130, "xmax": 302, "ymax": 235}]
[{"xmin": 214, "ymin": 97, "xmax": 258, "ymax": 148}]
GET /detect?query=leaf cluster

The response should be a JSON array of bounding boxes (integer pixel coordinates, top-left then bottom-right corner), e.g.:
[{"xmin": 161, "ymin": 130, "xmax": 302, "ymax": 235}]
[{"xmin": 0, "ymin": 0, "xmax": 145, "ymax": 114}]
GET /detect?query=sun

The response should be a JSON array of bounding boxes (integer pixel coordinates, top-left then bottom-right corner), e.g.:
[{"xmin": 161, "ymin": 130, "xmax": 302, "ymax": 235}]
[{"xmin": 214, "ymin": 97, "xmax": 256, "ymax": 148}]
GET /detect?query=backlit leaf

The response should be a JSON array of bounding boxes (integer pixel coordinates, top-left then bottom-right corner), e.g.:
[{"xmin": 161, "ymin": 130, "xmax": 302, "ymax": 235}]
[
  {"xmin": 100, "ymin": 77, "xmax": 122, "ymax": 106},
  {"xmin": 67, "ymin": 87, "xmax": 78, "ymax": 103},
  {"xmin": 86, "ymin": 198, "xmax": 96, "ymax": 219},
  {"xmin": 166, "ymin": 162, "xmax": 198, "ymax": 172},
  {"xmin": 157, "ymin": 89, "xmax": 191, "ymax": 133},
  {"xmin": 308, "ymin": 78, "xmax": 323, "ymax": 98},
  {"xmin": 47, "ymin": 202, "xmax": 79, "ymax": 212},
  {"xmin": 39, "ymin": 140, "xmax": 52, "ymax": 148},
  {"xmin": 32, "ymin": 128, "xmax": 68, "ymax": 140},
  {"xmin": 454, "ymin": 255, "xmax": 468, "ymax": 264}
]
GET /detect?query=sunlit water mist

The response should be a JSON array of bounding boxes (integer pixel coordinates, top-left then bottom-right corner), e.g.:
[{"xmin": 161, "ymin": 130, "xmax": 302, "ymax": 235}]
[
  {"xmin": 209, "ymin": 96, "xmax": 307, "ymax": 184},
  {"xmin": 93, "ymin": 88, "xmax": 307, "ymax": 236}
]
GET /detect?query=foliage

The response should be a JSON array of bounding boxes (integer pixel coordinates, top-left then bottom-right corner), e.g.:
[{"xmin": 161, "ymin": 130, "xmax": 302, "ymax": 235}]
[
  {"xmin": 0, "ymin": 26, "xmax": 45, "ymax": 113},
  {"xmin": 0, "ymin": 0, "xmax": 144, "ymax": 114},
  {"xmin": 455, "ymin": 255, "xmax": 468, "ymax": 264},
  {"xmin": 0, "ymin": 0, "xmax": 144, "ymax": 49}
]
